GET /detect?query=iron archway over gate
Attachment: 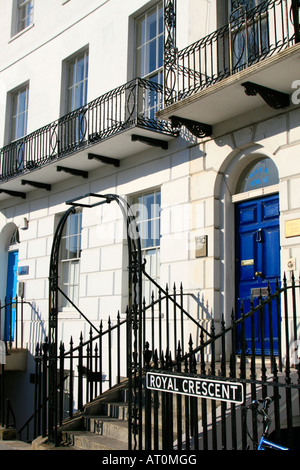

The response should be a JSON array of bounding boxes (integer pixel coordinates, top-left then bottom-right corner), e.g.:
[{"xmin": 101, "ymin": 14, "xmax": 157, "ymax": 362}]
[{"xmin": 48, "ymin": 193, "xmax": 143, "ymax": 446}]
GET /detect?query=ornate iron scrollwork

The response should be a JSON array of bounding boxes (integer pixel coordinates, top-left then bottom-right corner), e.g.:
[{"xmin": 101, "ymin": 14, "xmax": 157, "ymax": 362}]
[
  {"xmin": 170, "ymin": 116, "xmax": 212, "ymax": 138},
  {"xmin": 242, "ymin": 81, "xmax": 290, "ymax": 109},
  {"xmin": 164, "ymin": 0, "xmax": 177, "ymax": 107},
  {"xmin": 48, "ymin": 194, "xmax": 143, "ymax": 449}
]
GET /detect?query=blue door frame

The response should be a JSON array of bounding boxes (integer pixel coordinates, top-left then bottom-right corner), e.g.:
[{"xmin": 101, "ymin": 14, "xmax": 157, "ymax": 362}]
[
  {"xmin": 6, "ymin": 251, "xmax": 19, "ymax": 342},
  {"xmin": 235, "ymin": 194, "xmax": 280, "ymax": 355}
]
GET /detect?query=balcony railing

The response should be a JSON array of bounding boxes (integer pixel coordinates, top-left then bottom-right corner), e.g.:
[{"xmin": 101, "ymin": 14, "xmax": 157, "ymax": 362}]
[
  {"xmin": 0, "ymin": 78, "xmax": 174, "ymax": 182},
  {"xmin": 165, "ymin": 0, "xmax": 298, "ymax": 105}
]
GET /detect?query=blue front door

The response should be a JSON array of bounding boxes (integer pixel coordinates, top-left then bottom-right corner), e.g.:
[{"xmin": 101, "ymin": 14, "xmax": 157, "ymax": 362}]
[
  {"xmin": 235, "ymin": 194, "xmax": 280, "ymax": 354},
  {"xmin": 6, "ymin": 251, "xmax": 19, "ymax": 341}
]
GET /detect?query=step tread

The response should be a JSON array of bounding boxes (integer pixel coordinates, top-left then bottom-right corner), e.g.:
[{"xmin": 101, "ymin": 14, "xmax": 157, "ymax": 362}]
[
  {"xmin": 88, "ymin": 416, "xmax": 128, "ymax": 425},
  {"xmin": 68, "ymin": 431, "xmax": 128, "ymax": 450}
]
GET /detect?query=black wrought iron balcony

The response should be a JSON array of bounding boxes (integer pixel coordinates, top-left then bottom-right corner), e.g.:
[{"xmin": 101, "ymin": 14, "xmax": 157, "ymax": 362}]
[
  {"xmin": 165, "ymin": 0, "xmax": 298, "ymax": 105},
  {"xmin": 160, "ymin": 0, "xmax": 299, "ymax": 136},
  {"xmin": 0, "ymin": 78, "xmax": 175, "ymax": 184}
]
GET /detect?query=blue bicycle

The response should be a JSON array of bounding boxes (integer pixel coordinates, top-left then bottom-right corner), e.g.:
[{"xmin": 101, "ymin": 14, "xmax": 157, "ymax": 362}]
[{"xmin": 244, "ymin": 396, "xmax": 289, "ymax": 450}]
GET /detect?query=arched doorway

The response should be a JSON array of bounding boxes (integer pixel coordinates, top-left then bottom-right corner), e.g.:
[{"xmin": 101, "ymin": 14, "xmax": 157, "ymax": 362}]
[{"xmin": 233, "ymin": 157, "xmax": 280, "ymax": 354}]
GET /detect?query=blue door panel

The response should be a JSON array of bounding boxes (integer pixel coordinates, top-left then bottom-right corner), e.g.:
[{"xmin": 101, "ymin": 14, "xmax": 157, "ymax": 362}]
[
  {"xmin": 262, "ymin": 198, "xmax": 279, "ymax": 221},
  {"xmin": 240, "ymin": 204, "xmax": 257, "ymax": 225},
  {"xmin": 235, "ymin": 195, "xmax": 280, "ymax": 355},
  {"xmin": 6, "ymin": 251, "xmax": 18, "ymax": 341},
  {"xmin": 263, "ymin": 227, "xmax": 280, "ymax": 278}
]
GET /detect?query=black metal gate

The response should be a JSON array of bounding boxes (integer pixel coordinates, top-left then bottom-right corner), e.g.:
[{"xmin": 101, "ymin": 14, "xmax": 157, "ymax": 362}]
[
  {"xmin": 48, "ymin": 192, "xmax": 144, "ymax": 445},
  {"xmin": 138, "ymin": 274, "xmax": 300, "ymax": 450}
]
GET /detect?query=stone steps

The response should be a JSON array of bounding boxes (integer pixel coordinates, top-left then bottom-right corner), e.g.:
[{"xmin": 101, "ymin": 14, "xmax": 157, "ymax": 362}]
[{"xmin": 66, "ymin": 430, "xmax": 128, "ymax": 451}]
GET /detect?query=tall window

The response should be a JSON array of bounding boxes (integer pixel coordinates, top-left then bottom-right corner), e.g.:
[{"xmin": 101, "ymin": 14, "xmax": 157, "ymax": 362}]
[
  {"xmin": 67, "ymin": 50, "xmax": 89, "ymax": 113},
  {"xmin": 60, "ymin": 211, "xmax": 82, "ymax": 309},
  {"xmin": 8, "ymin": 84, "xmax": 29, "ymax": 172},
  {"xmin": 135, "ymin": 2, "xmax": 163, "ymax": 84},
  {"xmin": 60, "ymin": 50, "xmax": 89, "ymax": 150},
  {"xmin": 17, "ymin": 0, "xmax": 34, "ymax": 33},
  {"xmin": 131, "ymin": 190, "xmax": 161, "ymax": 303},
  {"xmin": 135, "ymin": 2, "xmax": 164, "ymax": 120},
  {"xmin": 11, "ymin": 85, "xmax": 29, "ymax": 142}
]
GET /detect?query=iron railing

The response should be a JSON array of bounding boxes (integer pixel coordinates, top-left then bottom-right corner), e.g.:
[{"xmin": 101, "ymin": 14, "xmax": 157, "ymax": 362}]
[
  {"xmin": 0, "ymin": 395, "xmax": 16, "ymax": 433},
  {"xmin": 143, "ymin": 273, "xmax": 300, "ymax": 450},
  {"xmin": 165, "ymin": 0, "xmax": 297, "ymax": 105},
  {"xmin": 0, "ymin": 296, "xmax": 25, "ymax": 350},
  {"xmin": 26, "ymin": 273, "xmax": 300, "ymax": 449},
  {"xmin": 27, "ymin": 279, "xmax": 209, "ymax": 444},
  {"xmin": 0, "ymin": 78, "xmax": 174, "ymax": 182}
]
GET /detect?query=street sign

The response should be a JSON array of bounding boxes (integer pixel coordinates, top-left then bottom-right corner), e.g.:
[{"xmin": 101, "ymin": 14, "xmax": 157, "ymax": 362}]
[{"xmin": 146, "ymin": 371, "xmax": 244, "ymax": 404}]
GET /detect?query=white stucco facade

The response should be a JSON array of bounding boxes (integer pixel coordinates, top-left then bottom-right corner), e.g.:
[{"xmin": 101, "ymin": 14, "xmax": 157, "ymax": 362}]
[{"xmin": 0, "ymin": 0, "xmax": 299, "ymax": 433}]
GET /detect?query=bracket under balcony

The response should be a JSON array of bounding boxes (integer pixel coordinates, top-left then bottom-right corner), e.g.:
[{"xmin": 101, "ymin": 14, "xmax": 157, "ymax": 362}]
[
  {"xmin": 131, "ymin": 134, "xmax": 168, "ymax": 150},
  {"xmin": 88, "ymin": 153, "xmax": 120, "ymax": 167},
  {"xmin": 57, "ymin": 166, "xmax": 88, "ymax": 179},
  {"xmin": 170, "ymin": 116, "xmax": 213, "ymax": 138},
  {"xmin": 242, "ymin": 82, "xmax": 290, "ymax": 110},
  {"xmin": 0, "ymin": 189, "xmax": 26, "ymax": 199},
  {"xmin": 21, "ymin": 180, "xmax": 52, "ymax": 191}
]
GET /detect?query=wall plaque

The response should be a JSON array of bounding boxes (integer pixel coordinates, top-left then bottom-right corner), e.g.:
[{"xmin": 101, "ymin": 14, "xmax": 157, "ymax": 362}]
[
  {"xmin": 195, "ymin": 235, "xmax": 207, "ymax": 258},
  {"xmin": 285, "ymin": 219, "xmax": 300, "ymax": 238},
  {"xmin": 18, "ymin": 266, "xmax": 29, "ymax": 275}
]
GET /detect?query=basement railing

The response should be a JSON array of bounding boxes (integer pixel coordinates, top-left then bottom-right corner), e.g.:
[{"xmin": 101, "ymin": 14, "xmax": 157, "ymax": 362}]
[
  {"xmin": 25, "ymin": 272, "xmax": 300, "ymax": 448},
  {"xmin": 165, "ymin": 0, "xmax": 298, "ymax": 105},
  {"xmin": 0, "ymin": 78, "xmax": 175, "ymax": 182},
  {"xmin": 0, "ymin": 296, "xmax": 25, "ymax": 350}
]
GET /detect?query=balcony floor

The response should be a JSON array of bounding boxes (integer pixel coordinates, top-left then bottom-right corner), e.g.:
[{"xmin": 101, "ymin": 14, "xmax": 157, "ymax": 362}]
[
  {"xmin": 158, "ymin": 43, "xmax": 300, "ymax": 131},
  {"xmin": 0, "ymin": 125, "xmax": 175, "ymax": 202}
]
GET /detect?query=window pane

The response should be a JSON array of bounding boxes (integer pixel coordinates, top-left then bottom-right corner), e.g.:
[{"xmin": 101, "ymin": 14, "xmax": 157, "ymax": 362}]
[
  {"xmin": 144, "ymin": 193, "xmax": 155, "ymax": 217},
  {"xmin": 136, "ymin": 47, "xmax": 145, "ymax": 77},
  {"xmin": 158, "ymin": 6, "xmax": 163, "ymax": 34},
  {"xmin": 74, "ymin": 82, "xmax": 85, "ymax": 109},
  {"xmin": 68, "ymin": 236, "xmax": 79, "ymax": 258},
  {"xmin": 146, "ymin": 9, "xmax": 157, "ymax": 41},
  {"xmin": 75, "ymin": 56, "xmax": 86, "ymax": 82},
  {"xmin": 16, "ymin": 114, "xmax": 26, "ymax": 140},
  {"xmin": 158, "ymin": 35, "xmax": 163, "ymax": 68},
  {"xmin": 18, "ymin": 89, "xmax": 27, "ymax": 113},
  {"xmin": 147, "ymin": 40, "xmax": 157, "ymax": 74},
  {"xmin": 136, "ymin": 18, "xmax": 146, "ymax": 47},
  {"xmin": 60, "ymin": 237, "xmax": 69, "ymax": 260}
]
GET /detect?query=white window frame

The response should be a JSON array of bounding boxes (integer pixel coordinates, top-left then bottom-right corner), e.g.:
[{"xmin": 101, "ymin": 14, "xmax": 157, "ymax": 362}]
[
  {"xmin": 59, "ymin": 210, "xmax": 82, "ymax": 310},
  {"xmin": 66, "ymin": 50, "xmax": 89, "ymax": 113},
  {"xmin": 17, "ymin": 0, "xmax": 34, "ymax": 34},
  {"xmin": 10, "ymin": 84, "xmax": 29, "ymax": 142},
  {"xmin": 131, "ymin": 189, "xmax": 161, "ymax": 304}
]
